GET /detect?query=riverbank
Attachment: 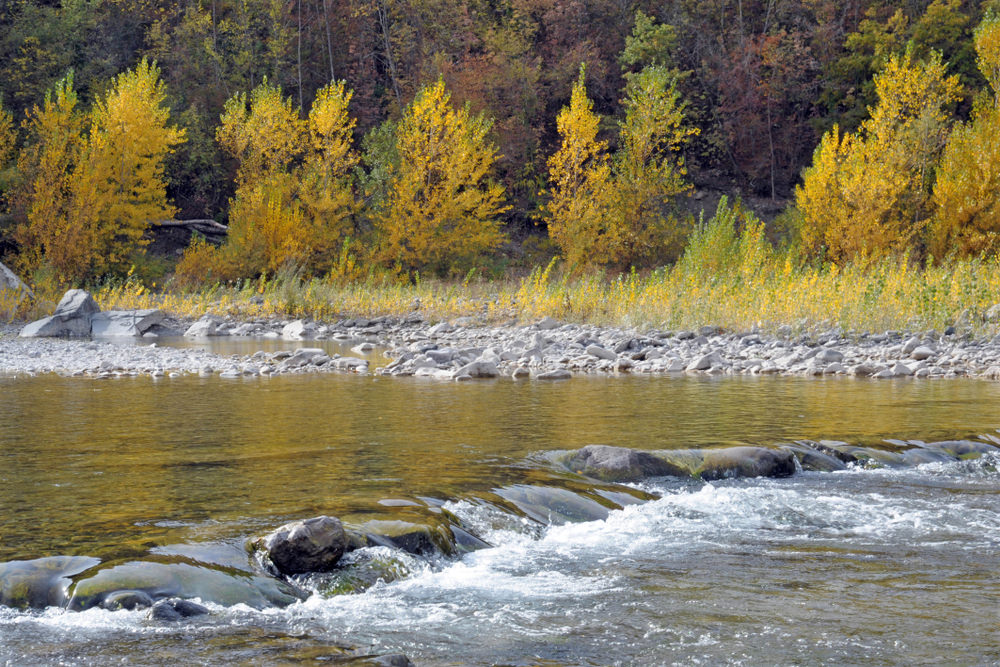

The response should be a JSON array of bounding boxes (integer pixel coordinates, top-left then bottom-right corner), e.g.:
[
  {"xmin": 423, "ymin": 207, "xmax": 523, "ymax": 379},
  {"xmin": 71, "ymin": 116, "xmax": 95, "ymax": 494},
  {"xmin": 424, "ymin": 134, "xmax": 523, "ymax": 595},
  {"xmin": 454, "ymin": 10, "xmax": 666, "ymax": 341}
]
[{"xmin": 4, "ymin": 310, "xmax": 1000, "ymax": 382}]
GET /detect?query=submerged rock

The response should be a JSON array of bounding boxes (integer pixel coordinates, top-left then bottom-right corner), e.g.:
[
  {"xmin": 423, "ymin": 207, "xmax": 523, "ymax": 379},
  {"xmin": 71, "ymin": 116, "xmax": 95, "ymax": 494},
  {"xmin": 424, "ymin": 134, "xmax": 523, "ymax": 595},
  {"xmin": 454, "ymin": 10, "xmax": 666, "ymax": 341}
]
[
  {"xmin": 67, "ymin": 560, "xmax": 305, "ymax": 610},
  {"xmin": 359, "ymin": 519, "xmax": 457, "ymax": 557},
  {"xmin": 258, "ymin": 516, "xmax": 348, "ymax": 575},
  {"xmin": 695, "ymin": 446, "xmax": 797, "ymax": 480},
  {"xmin": 561, "ymin": 445, "xmax": 687, "ymax": 482},
  {"xmin": 0, "ymin": 556, "xmax": 100, "ymax": 609},
  {"xmin": 147, "ymin": 597, "xmax": 210, "ymax": 621},
  {"xmin": 493, "ymin": 484, "xmax": 613, "ymax": 525}
]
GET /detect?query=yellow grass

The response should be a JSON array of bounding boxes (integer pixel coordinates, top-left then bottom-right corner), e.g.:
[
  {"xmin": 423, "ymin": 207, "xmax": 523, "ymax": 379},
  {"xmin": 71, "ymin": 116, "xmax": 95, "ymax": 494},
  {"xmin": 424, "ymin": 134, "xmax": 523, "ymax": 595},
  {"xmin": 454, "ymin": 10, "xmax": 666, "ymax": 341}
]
[{"xmin": 10, "ymin": 204, "xmax": 1000, "ymax": 336}]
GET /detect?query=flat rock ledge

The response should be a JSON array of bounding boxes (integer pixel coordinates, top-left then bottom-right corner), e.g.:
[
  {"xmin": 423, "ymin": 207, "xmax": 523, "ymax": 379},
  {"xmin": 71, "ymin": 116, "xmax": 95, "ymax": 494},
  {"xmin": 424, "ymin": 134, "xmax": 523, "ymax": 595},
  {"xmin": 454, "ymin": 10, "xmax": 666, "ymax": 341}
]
[{"xmin": 6, "ymin": 311, "xmax": 1000, "ymax": 382}]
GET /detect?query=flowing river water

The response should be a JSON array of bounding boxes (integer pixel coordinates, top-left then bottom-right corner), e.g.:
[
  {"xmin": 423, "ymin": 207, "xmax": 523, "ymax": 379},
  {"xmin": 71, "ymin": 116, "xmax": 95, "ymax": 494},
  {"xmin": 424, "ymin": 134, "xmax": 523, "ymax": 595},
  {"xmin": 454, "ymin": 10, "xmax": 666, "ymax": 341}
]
[{"xmin": 1, "ymin": 338, "xmax": 999, "ymax": 665}]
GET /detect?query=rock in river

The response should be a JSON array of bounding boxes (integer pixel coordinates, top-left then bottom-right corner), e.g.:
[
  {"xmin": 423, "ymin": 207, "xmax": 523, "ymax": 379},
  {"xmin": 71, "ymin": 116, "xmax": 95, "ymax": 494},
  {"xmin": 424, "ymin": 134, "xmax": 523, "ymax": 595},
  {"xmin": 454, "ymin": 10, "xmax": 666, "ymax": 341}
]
[
  {"xmin": 0, "ymin": 556, "xmax": 100, "ymax": 609},
  {"xmin": 561, "ymin": 444, "xmax": 688, "ymax": 482},
  {"xmin": 258, "ymin": 515, "xmax": 348, "ymax": 575}
]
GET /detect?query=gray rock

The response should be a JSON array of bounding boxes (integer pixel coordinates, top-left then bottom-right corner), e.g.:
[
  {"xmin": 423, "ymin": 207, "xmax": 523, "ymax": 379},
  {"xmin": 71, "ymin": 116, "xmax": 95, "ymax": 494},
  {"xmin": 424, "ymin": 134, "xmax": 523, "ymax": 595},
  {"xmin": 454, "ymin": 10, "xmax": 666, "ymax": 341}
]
[
  {"xmin": 90, "ymin": 309, "xmax": 165, "ymax": 337},
  {"xmin": 20, "ymin": 289, "xmax": 100, "ymax": 337},
  {"xmin": 428, "ymin": 322, "xmax": 455, "ymax": 335},
  {"xmin": 892, "ymin": 362, "xmax": 914, "ymax": 376},
  {"xmin": 910, "ymin": 345, "xmax": 935, "ymax": 361},
  {"xmin": 281, "ymin": 320, "xmax": 314, "ymax": 340},
  {"xmin": 901, "ymin": 336, "xmax": 921, "ymax": 354},
  {"xmin": 184, "ymin": 315, "xmax": 224, "ymax": 337},
  {"xmin": 686, "ymin": 351, "xmax": 722, "ymax": 371},
  {"xmin": 535, "ymin": 316, "xmax": 560, "ymax": 330},
  {"xmin": 331, "ymin": 357, "xmax": 369, "ymax": 371},
  {"xmin": 561, "ymin": 445, "xmax": 687, "ymax": 482},
  {"xmin": 853, "ymin": 363, "xmax": 878, "ymax": 377},
  {"xmin": 511, "ymin": 366, "xmax": 530, "ymax": 379},
  {"xmin": 815, "ymin": 348, "xmax": 844, "ymax": 363},
  {"xmin": 147, "ymin": 598, "xmax": 209, "ymax": 621},
  {"xmin": 454, "ymin": 360, "xmax": 500, "ymax": 378},
  {"xmin": 585, "ymin": 344, "xmax": 617, "ymax": 361},
  {"xmin": 260, "ymin": 516, "xmax": 347, "ymax": 575},
  {"xmin": 986, "ymin": 303, "xmax": 1000, "ymax": 322},
  {"xmin": 0, "ymin": 261, "xmax": 31, "ymax": 314},
  {"xmin": 536, "ymin": 369, "xmax": 571, "ymax": 380}
]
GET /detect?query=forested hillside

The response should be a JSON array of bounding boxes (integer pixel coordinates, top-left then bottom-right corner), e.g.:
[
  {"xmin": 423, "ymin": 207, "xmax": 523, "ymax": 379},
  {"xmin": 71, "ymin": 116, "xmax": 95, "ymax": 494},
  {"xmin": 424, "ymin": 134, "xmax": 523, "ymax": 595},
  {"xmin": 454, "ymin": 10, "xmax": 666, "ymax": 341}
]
[{"xmin": 0, "ymin": 0, "xmax": 998, "ymax": 285}]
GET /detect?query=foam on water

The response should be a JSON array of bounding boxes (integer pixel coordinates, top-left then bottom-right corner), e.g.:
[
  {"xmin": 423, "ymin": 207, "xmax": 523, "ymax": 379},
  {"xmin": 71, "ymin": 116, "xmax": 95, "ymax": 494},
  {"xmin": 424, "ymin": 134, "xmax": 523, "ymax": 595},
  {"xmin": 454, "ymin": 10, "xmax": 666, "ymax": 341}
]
[{"xmin": 3, "ymin": 460, "xmax": 999, "ymax": 665}]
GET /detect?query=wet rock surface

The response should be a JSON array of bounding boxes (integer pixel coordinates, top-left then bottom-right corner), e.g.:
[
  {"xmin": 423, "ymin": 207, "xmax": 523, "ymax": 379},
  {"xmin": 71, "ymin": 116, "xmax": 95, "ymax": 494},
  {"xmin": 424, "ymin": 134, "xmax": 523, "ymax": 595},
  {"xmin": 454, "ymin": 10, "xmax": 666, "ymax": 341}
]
[{"xmin": 257, "ymin": 516, "xmax": 348, "ymax": 575}]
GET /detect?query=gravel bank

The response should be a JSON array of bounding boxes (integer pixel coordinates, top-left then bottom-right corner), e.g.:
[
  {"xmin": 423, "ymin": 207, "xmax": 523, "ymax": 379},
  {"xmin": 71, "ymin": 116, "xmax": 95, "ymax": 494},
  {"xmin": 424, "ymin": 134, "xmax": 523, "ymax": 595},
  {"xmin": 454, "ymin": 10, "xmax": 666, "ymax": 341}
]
[{"xmin": 3, "ymin": 315, "xmax": 1000, "ymax": 382}]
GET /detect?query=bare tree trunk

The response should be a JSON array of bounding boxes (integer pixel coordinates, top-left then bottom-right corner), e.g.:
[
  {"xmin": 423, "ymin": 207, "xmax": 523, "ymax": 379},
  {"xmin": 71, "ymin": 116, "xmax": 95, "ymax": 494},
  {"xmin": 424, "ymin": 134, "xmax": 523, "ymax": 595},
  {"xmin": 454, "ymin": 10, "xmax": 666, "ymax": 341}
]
[
  {"xmin": 767, "ymin": 102, "xmax": 776, "ymax": 200},
  {"xmin": 297, "ymin": 0, "xmax": 304, "ymax": 108},
  {"xmin": 322, "ymin": 0, "xmax": 335, "ymax": 80},
  {"xmin": 377, "ymin": 0, "xmax": 402, "ymax": 107}
]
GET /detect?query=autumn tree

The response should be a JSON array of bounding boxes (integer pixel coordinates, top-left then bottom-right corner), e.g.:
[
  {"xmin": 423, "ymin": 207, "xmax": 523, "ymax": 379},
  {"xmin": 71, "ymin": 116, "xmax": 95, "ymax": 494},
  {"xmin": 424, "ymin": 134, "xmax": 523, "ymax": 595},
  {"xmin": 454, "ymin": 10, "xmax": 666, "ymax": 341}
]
[
  {"xmin": 796, "ymin": 48, "xmax": 960, "ymax": 263},
  {"xmin": 178, "ymin": 77, "xmax": 358, "ymax": 281},
  {"xmin": 12, "ymin": 73, "xmax": 85, "ymax": 278},
  {"xmin": 931, "ymin": 13, "xmax": 1000, "ymax": 257},
  {"xmin": 376, "ymin": 79, "xmax": 508, "ymax": 274},
  {"xmin": 543, "ymin": 67, "xmax": 611, "ymax": 270},
  {"xmin": 545, "ymin": 58, "xmax": 695, "ymax": 270},
  {"xmin": 12, "ymin": 61, "xmax": 185, "ymax": 282},
  {"xmin": 85, "ymin": 59, "xmax": 187, "ymax": 274}
]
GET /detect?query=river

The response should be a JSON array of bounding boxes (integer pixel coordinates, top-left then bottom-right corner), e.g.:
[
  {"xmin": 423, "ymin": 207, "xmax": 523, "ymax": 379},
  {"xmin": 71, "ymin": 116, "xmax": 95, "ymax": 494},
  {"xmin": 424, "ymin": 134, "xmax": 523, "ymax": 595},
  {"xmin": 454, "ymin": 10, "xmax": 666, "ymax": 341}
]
[{"xmin": 2, "ymin": 343, "xmax": 999, "ymax": 665}]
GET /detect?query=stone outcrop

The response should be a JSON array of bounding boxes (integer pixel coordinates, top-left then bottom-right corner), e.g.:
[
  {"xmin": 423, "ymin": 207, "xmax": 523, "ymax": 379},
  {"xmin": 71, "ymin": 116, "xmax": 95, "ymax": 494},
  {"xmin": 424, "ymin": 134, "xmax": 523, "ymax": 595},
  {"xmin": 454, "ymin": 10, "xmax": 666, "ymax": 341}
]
[{"xmin": 20, "ymin": 289, "xmax": 164, "ymax": 338}]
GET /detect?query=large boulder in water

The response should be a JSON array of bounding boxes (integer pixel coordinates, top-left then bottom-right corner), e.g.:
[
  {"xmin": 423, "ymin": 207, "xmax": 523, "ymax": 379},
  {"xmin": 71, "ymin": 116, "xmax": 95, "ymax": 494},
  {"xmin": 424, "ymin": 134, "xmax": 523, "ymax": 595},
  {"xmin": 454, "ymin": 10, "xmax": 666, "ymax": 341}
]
[
  {"xmin": 67, "ymin": 560, "xmax": 305, "ymax": 610},
  {"xmin": 20, "ymin": 289, "xmax": 100, "ymax": 337},
  {"xmin": 698, "ymin": 446, "xmax": 798, "ymax": 480},
  {"xmin": 0, "ymin": 556, "xmax": 100, "ymax": 609},
  {"xmin": 257, "ymin": 515, "xmax": 348, "ymax": 575},
  {"xmin": 561, "ymin": 444, "xmax": 688, "ymax": 482}
]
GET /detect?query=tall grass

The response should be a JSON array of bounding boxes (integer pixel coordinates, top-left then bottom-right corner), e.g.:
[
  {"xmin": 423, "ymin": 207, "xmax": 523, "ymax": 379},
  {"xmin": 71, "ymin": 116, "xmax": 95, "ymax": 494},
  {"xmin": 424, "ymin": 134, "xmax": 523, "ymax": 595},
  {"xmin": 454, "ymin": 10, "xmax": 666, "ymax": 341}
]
[{"xmin": 9, "ymin": 198, "xmax": 1000, "ymax": 335}]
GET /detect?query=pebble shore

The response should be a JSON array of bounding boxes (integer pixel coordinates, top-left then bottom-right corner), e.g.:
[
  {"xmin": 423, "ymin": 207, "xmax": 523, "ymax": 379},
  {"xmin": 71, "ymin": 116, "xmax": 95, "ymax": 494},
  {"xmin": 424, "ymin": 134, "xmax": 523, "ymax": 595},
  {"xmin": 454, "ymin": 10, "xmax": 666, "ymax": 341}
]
[{"xmin": 3, "ymin": 314, "xmax": 1000, "ymax": 382}]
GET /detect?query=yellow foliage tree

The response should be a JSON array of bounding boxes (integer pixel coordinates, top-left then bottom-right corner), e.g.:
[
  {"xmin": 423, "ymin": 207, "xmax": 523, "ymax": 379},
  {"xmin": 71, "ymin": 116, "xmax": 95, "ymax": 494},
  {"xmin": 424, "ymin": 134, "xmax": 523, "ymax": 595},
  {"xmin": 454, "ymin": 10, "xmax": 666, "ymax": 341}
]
[
  {"xmin": 544, "ymin": 67, "xmax": 612, "ymax": 269},
  {"xmin": 299, "ymin": 80, "xmax": 360, "ymax": 272},
  {"xmin": 545, "ymin": 65, "xmax": 696, "ymax": 270},
  {"xmin": 13, "ymin": 73, "xmax": 86, "ymax": 279},
  {"xmin": 931, "ymin": 14, "xmax": 1000, "ymax": 258},
  {"xmin": 180, "ymin": 79, "xmax": 359, "ymax": 282},
  {"xmin": 85, "ymin": 59, "xmax": 187, "ymax": 275},
  {"xmin": 14, "ymin": 62, "xmax": 185, "ymax": 283},
  {"xmin": 216, "ymin": 78, "xmax": 305, "ymax": 190},
  {"xmin": 796, "ymin": 49, "xmax": 960, "ymax": 263},
  {"xmin": 604, "ymin": 65, "xmax": 697, "ymax": 267},
  {"xmin": 377, "ymin": 79, "xmax": 508, "ymax": 274},
  {"xmin": 0, "ymin": 99, "xmax": 14, "ymax": 169}
]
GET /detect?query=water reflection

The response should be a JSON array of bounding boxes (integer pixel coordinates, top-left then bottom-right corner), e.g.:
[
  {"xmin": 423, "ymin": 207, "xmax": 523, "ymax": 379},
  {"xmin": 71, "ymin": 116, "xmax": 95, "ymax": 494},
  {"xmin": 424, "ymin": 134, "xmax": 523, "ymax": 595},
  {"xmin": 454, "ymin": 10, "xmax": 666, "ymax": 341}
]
[{"xmin": 1, "ymin": 373, "xmax": 1000, "ymax": 563}]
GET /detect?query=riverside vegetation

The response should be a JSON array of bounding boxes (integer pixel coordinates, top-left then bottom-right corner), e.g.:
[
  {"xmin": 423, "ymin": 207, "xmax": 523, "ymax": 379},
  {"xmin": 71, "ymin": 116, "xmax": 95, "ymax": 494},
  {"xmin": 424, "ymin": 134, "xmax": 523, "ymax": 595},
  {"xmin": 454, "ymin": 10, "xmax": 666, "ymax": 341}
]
[{"xmin": 5, "ymin": 9, "xmax": 1000, "ymax": 336}]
